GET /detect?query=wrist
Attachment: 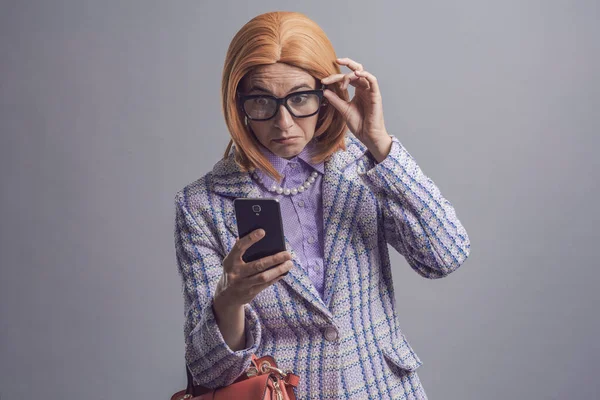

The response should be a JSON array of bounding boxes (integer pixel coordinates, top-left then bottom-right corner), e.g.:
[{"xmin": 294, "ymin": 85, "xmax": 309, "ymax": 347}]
[
  {"xmin": 365, "ymin": 134, "xmax": 393, "ymax": 164},
  {"xmin": 212, "ymin": 293, "xmax": 247, "ymax": 351},
  {"xmin": 213, "ymin": 292, "xmax": 244, "ymax": 319}
]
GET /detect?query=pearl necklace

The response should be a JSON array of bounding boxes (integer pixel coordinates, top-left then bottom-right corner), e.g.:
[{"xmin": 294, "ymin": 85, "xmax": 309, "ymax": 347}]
[{"xmin": 251, "ymin": 170, "xmax": 318, "ymax": 196}]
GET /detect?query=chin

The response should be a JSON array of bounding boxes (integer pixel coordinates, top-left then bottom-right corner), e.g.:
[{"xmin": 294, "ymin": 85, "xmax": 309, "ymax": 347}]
[{"xmin": 272, "ymin": 145, "xmax": 302, "ymax": 159}]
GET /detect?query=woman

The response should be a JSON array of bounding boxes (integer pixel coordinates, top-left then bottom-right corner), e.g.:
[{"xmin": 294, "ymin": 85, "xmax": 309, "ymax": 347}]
[{"xmin": 174, "ymin": 11, "xmax": 470, "ymax": 400}]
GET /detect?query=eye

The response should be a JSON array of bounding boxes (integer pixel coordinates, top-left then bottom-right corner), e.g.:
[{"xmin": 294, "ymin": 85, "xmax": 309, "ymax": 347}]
[
  {"xmin": 253, "ymin": 97, "xmax": 270, "ymax": 106},
  {"xmin": 289, "ymin": 94, "xmax": 309, "ymax": 104}
]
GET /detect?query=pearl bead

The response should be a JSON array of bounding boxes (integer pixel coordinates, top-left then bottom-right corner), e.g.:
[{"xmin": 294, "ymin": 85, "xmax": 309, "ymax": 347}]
[{"xmin": 250, "ymin": 169, "xmax": 318, "ymax": 197}]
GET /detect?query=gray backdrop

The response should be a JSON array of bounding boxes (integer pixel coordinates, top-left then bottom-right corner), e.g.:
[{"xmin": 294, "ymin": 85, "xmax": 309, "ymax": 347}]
[{"xmin": 1, "ymin": 1, "xmax": 598, "ymax": 399}]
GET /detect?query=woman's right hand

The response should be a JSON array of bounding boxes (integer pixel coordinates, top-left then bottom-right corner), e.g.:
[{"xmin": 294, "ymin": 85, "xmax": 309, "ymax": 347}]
[{"xmin": 213, "ymin": 228, "xmax": 293, "ymax": 310}]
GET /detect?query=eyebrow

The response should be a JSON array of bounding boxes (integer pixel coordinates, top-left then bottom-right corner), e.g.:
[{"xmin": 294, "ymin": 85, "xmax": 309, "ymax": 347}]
[{"xmin": 248, "ymin": 83, "xmax": 315, "ymax": 95}]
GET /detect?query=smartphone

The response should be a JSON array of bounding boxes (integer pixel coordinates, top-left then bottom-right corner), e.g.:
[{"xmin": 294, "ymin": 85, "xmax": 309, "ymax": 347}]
[{"xmin": 233, "ymin": 198, "xmax": 288, "ymax": 274}]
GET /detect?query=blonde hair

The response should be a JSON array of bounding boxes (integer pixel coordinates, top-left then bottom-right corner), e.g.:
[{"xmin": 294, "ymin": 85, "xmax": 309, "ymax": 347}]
[{"xmin": 221, "ymin": 11, "xmax": 348, "ymax": 182}]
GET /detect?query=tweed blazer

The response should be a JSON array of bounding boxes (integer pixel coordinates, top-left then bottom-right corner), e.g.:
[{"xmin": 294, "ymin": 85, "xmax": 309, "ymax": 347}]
[{"xmin": 174, "ymin": 132, "xmax": 470, "ymax": 400}]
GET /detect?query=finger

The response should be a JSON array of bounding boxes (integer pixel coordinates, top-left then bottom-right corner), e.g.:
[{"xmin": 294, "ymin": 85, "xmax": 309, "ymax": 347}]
[
  {"xmin": 341, "ymin": 72, "xmax": 354, "ymax": 91},
  {"xmin": 346, "ymin": 72, "xmax": 370, "ymax": 90},
  {"xmin": 354, "ymin": 70, "xmax": 380, "ymax": 94},
  {"xmin": 248, "ymin": 260, "xmax": 293, "ymax": 287},
  {"xmin": 243, "ymin": 250, "xmax": 292, "ymax": 277},
  {"xmin": 323, "ymin": 72, "xmax": 369, "ymax": 91},
  {"xmin": 322, "ymin": 72, "xmax": 354, "ymax": 91},
  {"xmin": 323, "ymin": 88, "xmax": 350, "ymax": 114},
  {"xmin": 336, "ymin": 58, "xmax": 364, "ymax": 72},
  {"xmin": 321, "ymin": 73, "xmax": 346, "ymax": 84},
  {"xmin": 232, "ymin": 229, "xmax": 265, "ymax": 260}
]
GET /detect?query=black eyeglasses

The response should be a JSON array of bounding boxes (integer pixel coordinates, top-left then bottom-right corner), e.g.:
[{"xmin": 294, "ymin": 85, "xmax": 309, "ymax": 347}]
[{"xmin": 237, "ymin": 85, "xmax": 327, "ymax": 121}]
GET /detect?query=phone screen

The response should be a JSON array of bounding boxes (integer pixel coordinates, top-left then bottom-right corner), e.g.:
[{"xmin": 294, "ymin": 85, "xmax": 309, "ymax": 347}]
[{"xmin": 233, "ymin": 198, "xmax": 287, "ymax": 265}]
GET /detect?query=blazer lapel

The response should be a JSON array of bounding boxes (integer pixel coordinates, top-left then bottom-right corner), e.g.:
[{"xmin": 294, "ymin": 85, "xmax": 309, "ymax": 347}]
[
  {"xmin": 213, "ymin": 152, "xmax": 334, "ymax": 319},
  {"xmin": 281, "ymin": 236, "xmax": 332, "ymax": 318},
  {"xmin": 321, "ymin": 136, "xmax": 369, "ymax": 308}
]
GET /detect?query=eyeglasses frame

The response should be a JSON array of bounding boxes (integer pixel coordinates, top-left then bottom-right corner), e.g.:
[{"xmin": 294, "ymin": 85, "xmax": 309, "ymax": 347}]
[{"xmin": 237, "ymin": 85, "xmax": 327, "ymax": 121}]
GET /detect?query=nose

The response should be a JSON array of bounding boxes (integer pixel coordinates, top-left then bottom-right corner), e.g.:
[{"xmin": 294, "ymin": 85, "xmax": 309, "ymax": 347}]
[{"xmin": 274, "ymin": 104, "xmax": 294, "ymax": 130}]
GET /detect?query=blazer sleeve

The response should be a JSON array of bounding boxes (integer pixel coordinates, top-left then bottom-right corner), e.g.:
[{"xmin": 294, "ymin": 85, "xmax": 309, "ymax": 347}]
[
  {"xmin": 174, "ymin": 192, "xmax": 262, "ymax": 388},
  {"xmin": 361, "ymin": 135, "xmax": 471, "ymax": 278}
]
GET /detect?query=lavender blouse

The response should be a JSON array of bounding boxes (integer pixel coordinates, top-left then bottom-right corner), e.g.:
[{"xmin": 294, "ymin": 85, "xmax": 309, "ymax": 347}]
[{"xmin": 253, "ymin": 139, "xmax": 327, "ymax": 298}]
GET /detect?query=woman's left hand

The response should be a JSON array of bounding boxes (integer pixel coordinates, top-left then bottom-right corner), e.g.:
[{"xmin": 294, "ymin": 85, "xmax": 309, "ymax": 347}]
[{"xmin": 321, "ymin": 58, "xmax": 391, "ymax": 159}]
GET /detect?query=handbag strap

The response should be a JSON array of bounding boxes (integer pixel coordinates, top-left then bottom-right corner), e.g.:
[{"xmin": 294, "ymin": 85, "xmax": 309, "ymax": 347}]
[
  {"xmin": 184, "ymin": 354, "xmax": 262, "ymax": 396},
  {"xmin": 184, "ymin": 354, "xmax": 300, "ymax": 397}
]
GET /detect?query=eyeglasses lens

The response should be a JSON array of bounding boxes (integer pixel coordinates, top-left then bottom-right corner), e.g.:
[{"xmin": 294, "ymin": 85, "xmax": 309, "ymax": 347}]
[{"xmin": 244, "ymin": 93, "xmax": 320, "ymax": 120}]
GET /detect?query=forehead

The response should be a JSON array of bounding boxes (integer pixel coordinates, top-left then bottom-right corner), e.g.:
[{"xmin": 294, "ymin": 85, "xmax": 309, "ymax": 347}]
[{"xmin": 243, "ymin": 63, "xmax": 316, "ymax": 93}]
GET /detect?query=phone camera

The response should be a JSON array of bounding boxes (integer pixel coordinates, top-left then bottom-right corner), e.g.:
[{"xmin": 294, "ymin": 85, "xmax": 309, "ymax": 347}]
[{"xmin": 252, "ymin": 205, "xmax": 261, "ymax": 213}]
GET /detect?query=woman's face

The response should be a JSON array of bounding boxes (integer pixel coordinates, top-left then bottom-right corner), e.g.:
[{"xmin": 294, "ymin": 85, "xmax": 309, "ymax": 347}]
[{"xmin": 240, "ymin": 63, "xmax": 320, "ymax": 160}]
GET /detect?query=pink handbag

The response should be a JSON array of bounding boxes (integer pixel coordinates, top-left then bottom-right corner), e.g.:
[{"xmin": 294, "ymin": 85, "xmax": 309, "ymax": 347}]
[{"xmin": 171, "ymin": 354, "xmax": 300, "ymax": 400}]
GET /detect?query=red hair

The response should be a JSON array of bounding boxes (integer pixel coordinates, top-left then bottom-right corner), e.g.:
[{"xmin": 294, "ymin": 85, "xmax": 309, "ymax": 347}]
[{"xmin": 221, "ymin": 11, "xmax": 348, "ymax": 182}]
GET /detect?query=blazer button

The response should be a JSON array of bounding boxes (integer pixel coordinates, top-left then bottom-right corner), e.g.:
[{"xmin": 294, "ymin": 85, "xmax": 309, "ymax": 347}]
[{"xmin": 324, "ymin": 326, "xmax": 338, "ymax": 342}]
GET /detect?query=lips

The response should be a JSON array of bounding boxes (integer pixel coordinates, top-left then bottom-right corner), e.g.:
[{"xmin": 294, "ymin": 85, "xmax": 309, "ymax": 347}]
[{"xmin": 273, "ymin": 137, "xmax": 298, "ymax": 143}]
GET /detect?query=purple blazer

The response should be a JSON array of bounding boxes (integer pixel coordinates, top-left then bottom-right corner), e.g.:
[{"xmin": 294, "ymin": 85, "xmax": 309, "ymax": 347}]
[{"xmin": 174, "ymin": 132, "xmax": 470, "ymax": 399}]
